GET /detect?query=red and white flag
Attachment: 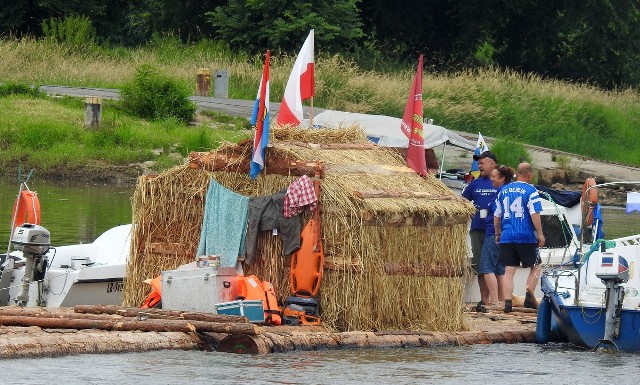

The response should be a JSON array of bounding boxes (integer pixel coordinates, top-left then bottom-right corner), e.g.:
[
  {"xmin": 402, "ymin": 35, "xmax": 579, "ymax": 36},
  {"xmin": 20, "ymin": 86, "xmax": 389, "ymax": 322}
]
[
  {"xmin": 400, "ymin": 54, "xmax": 428, "ymax": 176},
  {"xmin": 276, "ymin": 29, "xmax": 314, "ymax": 127}
]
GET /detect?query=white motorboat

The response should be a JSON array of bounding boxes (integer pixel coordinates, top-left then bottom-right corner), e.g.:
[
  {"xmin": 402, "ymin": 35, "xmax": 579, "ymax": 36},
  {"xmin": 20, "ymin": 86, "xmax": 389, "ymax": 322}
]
[{"xmin": 0, "ymin": 223, "xmax": 132, "ymax": 307}]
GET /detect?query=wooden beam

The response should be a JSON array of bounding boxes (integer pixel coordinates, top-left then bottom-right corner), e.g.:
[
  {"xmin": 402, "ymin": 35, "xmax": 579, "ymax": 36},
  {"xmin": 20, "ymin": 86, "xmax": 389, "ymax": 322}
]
[
  {"xmin": 188, "ymin": 151, "xmax": 324, "ymax": 177},
  {"xmin": 353, "ymin": 189, "xmax": 464, "ymax": 200},
  {"xmin": 143, "ymin": 242, "xmax": 194, "ymax": 257}
]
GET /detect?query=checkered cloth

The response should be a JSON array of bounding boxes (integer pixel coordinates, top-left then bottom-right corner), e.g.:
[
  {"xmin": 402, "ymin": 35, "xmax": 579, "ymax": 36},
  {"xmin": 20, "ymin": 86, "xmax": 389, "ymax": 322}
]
[{"xmin": 283, "ymin": 175, "xmax": 317, "ymax": 217}]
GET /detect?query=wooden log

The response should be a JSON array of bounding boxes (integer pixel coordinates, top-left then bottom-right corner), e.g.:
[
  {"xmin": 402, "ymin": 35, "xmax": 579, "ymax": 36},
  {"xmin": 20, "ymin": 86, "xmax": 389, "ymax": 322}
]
[
  {"xmin": 280, "ymin": 141, "xmax": 377, "ymax": 150},
  {"xmin": 384, "ymin": 262, "xmax": 464, "ymax": 277},
  {"xmin": 208, "ymin": 328, "xmax": 536, "ymax": 354},
  {"xmin": 188, "ymin": 150, "xmax": 324, "ymax": 177},
  {"xmin": 0, "ymin": 315, "xmax": 260, "ymax": 335},
  {"xmin": 0, "ymin": 330, "xmax": 203, "ymax": 358},
  {"xmin": 74, "ymin": 305, "xmax": 248, "ymax": 323},
  {"xmin": 326, "ymin": 164, "xmax": 416, "ymax": 175}
]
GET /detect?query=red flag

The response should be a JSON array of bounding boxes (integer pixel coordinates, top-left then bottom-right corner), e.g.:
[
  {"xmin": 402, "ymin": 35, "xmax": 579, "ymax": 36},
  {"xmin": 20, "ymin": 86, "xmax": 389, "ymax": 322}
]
[
  {"xmin": 276, "ymin": 30, "xmax": 314, "ymax": 127},
  {"xmin": 400, "ymin": 54, "xmax": 428, "ymax": 176}
]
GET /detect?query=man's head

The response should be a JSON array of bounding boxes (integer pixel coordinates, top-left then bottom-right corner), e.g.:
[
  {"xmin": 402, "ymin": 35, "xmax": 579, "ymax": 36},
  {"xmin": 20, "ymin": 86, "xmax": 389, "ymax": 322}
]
[
  {"xmin": 516, "ymin": 162, "xmax": 534, "ymax": 183},
  {"xmin": 473, "ymin": 151, "xmax": 498, "ymax": 177}
]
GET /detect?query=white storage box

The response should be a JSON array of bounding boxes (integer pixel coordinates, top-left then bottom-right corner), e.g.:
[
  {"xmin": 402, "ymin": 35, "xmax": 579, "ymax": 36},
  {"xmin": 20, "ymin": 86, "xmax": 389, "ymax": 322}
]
[{"xmin": 161, "ymin": 267, "xmax": 237, "ymax": 312}]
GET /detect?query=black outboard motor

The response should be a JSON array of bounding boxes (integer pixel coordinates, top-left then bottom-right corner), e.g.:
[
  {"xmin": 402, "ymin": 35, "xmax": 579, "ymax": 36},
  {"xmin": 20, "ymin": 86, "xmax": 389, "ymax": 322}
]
[{"xmin": 10, "ymin": 223, "xmax": 50, "ymax": 307}]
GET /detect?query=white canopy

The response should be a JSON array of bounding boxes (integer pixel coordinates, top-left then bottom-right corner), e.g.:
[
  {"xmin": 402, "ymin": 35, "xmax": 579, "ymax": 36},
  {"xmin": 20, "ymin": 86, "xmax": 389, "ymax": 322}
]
[{"xmin": 306, "ymin": 109, "xmax": 475, "ymax": 151}]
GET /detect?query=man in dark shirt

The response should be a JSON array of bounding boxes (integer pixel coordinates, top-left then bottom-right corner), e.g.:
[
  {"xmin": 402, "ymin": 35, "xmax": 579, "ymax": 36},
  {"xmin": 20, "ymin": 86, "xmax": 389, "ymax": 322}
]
[{"xmin": 462, "ymin": 151, "xmax": 499, "ymax": 312}]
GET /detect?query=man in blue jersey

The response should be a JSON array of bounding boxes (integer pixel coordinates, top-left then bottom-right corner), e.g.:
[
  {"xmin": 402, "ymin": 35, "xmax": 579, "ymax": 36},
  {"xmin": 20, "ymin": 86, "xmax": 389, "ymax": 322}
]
[
  {"xmin": 462, "ymin": 151, "xmax": 498, "ymax": 312},
  {"xmin": 494, "ymin": 162, "xmax": 545, "ymax": 313}
]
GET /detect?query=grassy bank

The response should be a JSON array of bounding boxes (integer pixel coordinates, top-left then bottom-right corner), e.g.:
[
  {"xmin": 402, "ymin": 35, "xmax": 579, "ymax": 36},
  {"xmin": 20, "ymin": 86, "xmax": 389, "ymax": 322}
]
[{"xmin": 1, "ymin": 37, "xmax": 639, "ymax": 170}]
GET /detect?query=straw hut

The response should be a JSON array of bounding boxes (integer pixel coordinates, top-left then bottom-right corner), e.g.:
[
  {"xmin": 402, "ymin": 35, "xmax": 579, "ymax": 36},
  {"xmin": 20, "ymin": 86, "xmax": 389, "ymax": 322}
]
[{"xmin": 123, "ymin": 127, "xmax": 475, "ymax": 332}]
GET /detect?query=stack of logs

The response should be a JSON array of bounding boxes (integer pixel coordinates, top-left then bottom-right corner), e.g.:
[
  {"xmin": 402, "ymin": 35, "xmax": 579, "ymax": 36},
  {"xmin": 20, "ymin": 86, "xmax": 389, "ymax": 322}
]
[{"xmin": 0, "ymin": 305, "xmax": 539, "ymax": 357}]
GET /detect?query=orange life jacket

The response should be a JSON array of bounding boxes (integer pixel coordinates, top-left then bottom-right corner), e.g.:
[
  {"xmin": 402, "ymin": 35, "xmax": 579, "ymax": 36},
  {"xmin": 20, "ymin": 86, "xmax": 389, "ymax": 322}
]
[
  {"xmin": 140, "ymin": 276, "xmax": 162, "ymax": 309},
  {"xmin": 237, "ymin": 274, "xmax": 282, "ymax": 325}
]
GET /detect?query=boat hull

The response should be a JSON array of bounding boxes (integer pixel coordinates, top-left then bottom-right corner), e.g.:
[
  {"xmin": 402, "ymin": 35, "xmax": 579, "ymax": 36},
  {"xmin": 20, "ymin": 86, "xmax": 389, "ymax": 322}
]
[{"xmin": 542, "ymin": 274, "xmax": 640, "ymax": 352}]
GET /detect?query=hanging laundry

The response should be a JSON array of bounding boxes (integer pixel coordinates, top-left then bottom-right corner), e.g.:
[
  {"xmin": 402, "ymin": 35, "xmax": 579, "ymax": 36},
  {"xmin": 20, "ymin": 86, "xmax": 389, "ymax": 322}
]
[
  {"xmin": 245, "ymin": 190, "xmax": 301, "ymax": 265},
  {"xmin": 196, "ymin": 179, "xmax": 249, "ymax": 268},
  {"xmin": 283, "ymin": 175, "xmax": 317, "ymax": 218}
]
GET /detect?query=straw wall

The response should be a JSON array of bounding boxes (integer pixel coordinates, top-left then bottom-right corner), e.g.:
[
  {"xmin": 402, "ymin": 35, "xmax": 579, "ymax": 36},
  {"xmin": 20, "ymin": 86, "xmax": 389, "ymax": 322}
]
[{"xmin": 124, "ymin": 128, "xmax": 475, "ymax": 332}]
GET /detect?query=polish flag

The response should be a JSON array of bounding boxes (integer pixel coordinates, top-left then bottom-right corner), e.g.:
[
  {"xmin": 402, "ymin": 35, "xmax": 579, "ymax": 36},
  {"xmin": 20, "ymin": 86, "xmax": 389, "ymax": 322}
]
[
  {"xmin": 250, "ymin": 50, "xmax": 270, "ymax": 179},
  {"xmin": 276, "ymin": 29, "xmax": 314, "ymax": 127},
  {"xmin": 400, "ymin": 54, "xmax": 429, "ymax": 176}
]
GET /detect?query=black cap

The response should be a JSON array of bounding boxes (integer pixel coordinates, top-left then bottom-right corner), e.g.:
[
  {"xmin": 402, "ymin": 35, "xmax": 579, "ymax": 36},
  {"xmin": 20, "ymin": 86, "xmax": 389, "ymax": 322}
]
[{"xmin": 473, "ymin": 151, "xmax": 498, "ymax": 162}]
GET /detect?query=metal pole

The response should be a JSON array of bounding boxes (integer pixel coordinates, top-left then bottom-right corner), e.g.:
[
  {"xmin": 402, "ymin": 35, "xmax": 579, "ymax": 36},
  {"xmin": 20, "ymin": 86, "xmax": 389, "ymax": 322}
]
[{"xmin": 439, "ymin": 143, "xmax": 447, "ymax": 179}]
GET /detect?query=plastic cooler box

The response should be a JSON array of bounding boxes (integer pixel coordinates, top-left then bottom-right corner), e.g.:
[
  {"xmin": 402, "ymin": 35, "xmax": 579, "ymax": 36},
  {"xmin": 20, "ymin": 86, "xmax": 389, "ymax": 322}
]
[
  {"xmin": 215, "ymin": 300, "xmax": 265, "ymax": 323},
  {"xmin": 161, "ymin": 266, "xmax": 237, "ymax": 313}
]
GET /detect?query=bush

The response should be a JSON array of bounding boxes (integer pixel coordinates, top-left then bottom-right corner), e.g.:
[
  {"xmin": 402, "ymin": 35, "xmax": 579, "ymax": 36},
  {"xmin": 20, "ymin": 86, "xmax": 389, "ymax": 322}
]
[
  {"xmin": 490, "ymin": 138, "xmax": 531, "ymax": 169},
  {"xmin": 41, "ymin": 16, "xmax": 97, "ymax": 47},
  {"xmin": 0, "ymin": 82, "xmax": 42, "ymax": 97},
  {"xmin": 120, "ymin": 64, "xmax": 196, "ymax": 123}
]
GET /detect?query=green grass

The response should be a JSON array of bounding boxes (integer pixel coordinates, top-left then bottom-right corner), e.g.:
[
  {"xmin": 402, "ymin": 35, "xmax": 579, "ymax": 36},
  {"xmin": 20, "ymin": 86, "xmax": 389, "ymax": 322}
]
[
  {"xmin": 1, "ymin": 37, "xmax": 639, "ymax": 169},
  {"xmin": 0, "ymin": 95, "xmax": 249, "ymax": 175}
]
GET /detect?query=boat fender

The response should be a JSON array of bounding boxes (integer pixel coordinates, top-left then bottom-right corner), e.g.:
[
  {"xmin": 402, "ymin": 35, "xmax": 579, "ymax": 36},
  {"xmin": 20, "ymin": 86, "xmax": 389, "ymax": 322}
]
[
  {"xmin": 581, "ymin": 178, "xmax": 598, "ymax": 226},
  {"xmin": 12, "ymin": 190, "xmax": 41, "ymax": 231},
  {"xmin": 535, "ymin": 296, "xmax": 552, "ymax": 344}
]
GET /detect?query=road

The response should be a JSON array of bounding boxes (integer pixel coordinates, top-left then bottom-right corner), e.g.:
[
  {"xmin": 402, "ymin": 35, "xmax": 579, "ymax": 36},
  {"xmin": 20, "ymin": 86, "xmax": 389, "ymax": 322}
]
[
  {"xmin": 40, "ymin": 85, "xmax": 640, "ymax": 183},
  {"xmin": 39, "ymin": 85, "xmax": 325, "ymax": 119}
]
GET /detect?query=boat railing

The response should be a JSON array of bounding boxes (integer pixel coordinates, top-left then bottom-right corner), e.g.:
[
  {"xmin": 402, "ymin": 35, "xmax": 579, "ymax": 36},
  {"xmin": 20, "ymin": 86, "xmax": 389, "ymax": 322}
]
[
  {"xmin": 611, "ymin": 234, "xmax": 640, "ymax": 246},
  {"xmin": 577, "ymin": 181, "xmax": 640, "ymax": 302},
  {"xmin": 549, "ymin": 269, "xmax": 579, "ymax": 304}
]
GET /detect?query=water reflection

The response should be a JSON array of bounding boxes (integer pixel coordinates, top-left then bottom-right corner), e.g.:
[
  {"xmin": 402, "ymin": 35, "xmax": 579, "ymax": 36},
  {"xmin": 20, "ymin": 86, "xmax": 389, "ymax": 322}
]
[{"xmin": 0, "ymin": 178, "xmax": 132, "ymax": 247}]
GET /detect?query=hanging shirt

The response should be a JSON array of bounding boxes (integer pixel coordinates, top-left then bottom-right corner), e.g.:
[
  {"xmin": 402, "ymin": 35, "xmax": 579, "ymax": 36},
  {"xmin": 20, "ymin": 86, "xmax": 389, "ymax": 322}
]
[
  {"xmin": 244, "ymin": 190, "xmax": 301, "ymax": 265},
  {"xmin": 196, "ymin": 179, "xmax": 249, "ymax": 267},
  {"xmin": 283, "ymin": 175, "xmax": 318, "ymax": 218}
]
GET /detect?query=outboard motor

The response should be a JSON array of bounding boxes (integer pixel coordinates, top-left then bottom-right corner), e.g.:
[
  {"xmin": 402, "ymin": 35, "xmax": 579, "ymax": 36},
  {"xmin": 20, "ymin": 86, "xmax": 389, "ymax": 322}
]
[
  {"xmin": 594, "ymin": 250, "xmax": 629, "ymax": 351},
  {"xmin": 10, "ymin": 223, "xmax": 50, "ymax": 307}
]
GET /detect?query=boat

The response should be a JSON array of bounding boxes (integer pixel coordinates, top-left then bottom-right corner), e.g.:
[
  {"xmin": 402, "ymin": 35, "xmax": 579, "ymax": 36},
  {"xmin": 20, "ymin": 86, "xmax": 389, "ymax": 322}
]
[
  {"xmin": 537, "ymin": 181, "xmax": 640, "ymax": 352},
  {"xmin": 0, "ymin": 223, "xmax": 132, "ymax": 308}
]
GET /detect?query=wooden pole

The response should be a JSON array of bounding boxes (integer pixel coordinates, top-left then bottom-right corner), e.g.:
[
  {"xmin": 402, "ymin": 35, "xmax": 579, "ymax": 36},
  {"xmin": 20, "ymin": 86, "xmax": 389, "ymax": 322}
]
[{"xmin": 73, "ymin": 305, "xmax": 248, "ymax": 323}]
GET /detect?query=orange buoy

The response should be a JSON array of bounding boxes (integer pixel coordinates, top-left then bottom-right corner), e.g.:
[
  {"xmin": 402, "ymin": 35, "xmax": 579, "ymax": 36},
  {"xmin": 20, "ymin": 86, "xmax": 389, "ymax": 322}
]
[
  {"xmin": 581, "ymin": 177, "xmax": 598, "ymax": 225},
  {"xmin": 11, "ymin": 190, "xmax": 41, "ymax": 232}
]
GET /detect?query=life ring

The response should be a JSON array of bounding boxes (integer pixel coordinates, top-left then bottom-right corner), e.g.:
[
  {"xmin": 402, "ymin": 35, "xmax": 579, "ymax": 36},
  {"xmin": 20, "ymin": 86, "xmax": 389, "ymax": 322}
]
[
  {"xmin": 581, "ymin": 177, "xmax": 598, "ymax": 225},
  {"xmin": 11, "ymin": 190, "xmax": 41, "ymax": 231}
]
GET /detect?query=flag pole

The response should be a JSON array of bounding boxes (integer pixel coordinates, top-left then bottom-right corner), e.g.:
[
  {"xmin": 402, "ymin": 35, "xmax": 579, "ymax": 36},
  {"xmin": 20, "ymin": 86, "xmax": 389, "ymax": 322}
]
[{"xmin": 310, "ymin": 96, "xmax": 314, "ymax": 127}]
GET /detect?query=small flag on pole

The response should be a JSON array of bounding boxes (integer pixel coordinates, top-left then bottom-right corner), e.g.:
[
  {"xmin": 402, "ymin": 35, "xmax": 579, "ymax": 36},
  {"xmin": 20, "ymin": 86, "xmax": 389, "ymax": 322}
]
[
  {"xmin": 470, "ymin": 132, "xmax": 489, "ymax": 178},
  {"xmin": 400, "ymin": 54, "xmax": 428, "ymax": 176},
  {"xmin": 250, "ymin": 50, "xmax": 270, "ymax": 179},
  {"xmin": 276, "ymin": 29, "xmax": 314, "ymax": 127},
  {"xmin": 626, "ymin": 192, "xmax": 640, "ymax": 214}
]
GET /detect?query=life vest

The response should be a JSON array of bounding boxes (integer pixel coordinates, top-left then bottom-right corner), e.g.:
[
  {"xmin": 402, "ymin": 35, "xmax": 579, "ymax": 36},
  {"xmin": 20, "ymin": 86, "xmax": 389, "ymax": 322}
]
[
  {"xmin": 237, "ymin": 274, "xmax": 282, "ymax": 326},
  {"xmin": 141, "ymin": 276, "xmax": 162, "ymax": 309},
  {"xmin": 290, "ymin": 218, "xmax": 324, "ymax": 298},
  {"xmin": 11, "ymin": 190, "xmax": 41, "ymax": 232},
  {"xmin": 581, "ymin": 177, "xmax": 598, "ymax": 225}
]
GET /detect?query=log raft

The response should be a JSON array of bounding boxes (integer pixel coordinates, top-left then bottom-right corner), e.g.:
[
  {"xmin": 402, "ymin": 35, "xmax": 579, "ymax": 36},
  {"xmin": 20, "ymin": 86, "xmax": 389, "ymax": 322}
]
[{"xmin": 0, "ymin": 306, "xmax": 539, "ymax": 358}]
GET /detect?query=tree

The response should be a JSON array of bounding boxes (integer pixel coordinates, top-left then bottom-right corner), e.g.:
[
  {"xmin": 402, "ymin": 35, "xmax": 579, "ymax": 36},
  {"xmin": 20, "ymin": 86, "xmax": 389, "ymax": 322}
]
[{"xmin": 207, "ymin": 0, "xmax": 364, "ymax": 53}]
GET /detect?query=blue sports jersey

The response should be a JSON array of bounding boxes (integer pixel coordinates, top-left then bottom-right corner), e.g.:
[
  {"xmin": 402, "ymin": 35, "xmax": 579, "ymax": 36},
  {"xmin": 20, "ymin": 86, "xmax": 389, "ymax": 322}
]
[
  {"xmin": 462, "ymin": 176, "xmax": 497, "ymax": 231},
  {"xmin": 494, "ymin": 181, "xmax": 543, "ymax": 243},
  {"xmin": 484, "ymin": 184, "xmax": 508, "ymax": 236}
]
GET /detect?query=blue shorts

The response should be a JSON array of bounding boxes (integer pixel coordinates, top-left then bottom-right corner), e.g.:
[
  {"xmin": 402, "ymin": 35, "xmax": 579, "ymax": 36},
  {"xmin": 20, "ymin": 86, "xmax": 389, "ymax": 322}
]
[{"xmin": 479, "ymin": 235, "xmax": 505, "ymax": 275}]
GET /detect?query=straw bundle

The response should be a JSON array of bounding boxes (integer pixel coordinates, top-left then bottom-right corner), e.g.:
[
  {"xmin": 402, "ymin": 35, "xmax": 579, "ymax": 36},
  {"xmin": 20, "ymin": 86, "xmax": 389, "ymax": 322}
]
[{"xmin": 124, "ymin": 127, "xmax": 475, "ymax": 332}]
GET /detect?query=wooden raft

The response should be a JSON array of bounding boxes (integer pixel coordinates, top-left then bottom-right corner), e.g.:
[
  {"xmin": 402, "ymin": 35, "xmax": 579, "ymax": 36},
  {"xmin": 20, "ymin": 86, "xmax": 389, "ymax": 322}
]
[{"xmin": 0, "ymin": 306, "xmax": 540, "ymax": 357}]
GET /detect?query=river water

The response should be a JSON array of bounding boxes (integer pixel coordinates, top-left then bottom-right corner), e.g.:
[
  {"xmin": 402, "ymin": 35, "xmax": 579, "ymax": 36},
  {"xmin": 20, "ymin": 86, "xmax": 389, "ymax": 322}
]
[{"xmin": 4, "ymin": 343, "xmax": 640, "ymax": 385}]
